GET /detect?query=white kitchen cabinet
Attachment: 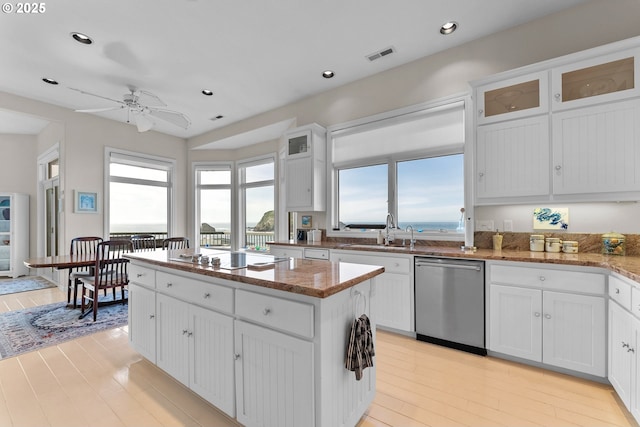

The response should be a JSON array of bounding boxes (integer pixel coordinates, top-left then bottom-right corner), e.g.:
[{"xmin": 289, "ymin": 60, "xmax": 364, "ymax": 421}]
[
  {"xmin": 551, "ymin": 48, "xmax": 639, "ymax": 111},
  {"xmin": 0, "ymin": 193, "xmax": 28, "ymax": 278},
  {"xmin": 609, "ymin": 300, "xmax": 634, "ymax": 408},
  {"xmin": 331, "ymin": 250, "xmax": 412, "ymax": 332},
  {"xmin": 488, "ymin": 263, "xmax": 606, "ymax": 377},
  {"xmin": 476, "ymin": 71, "xmax": 548, "ymax": 125},
  {"xmin": 475, "ymin": 116, "xmax": 549, "ymax": 203},
  {"xmin": 284, "ymin": 123, "xmax": 326, "ymax": 211},
  {"xmin": 269, "ymin": 245, "xmax": 303, "ymax": 259},
  {"xmin": 234, "ymin": 319, "xmax": 314, "ymax": 427},
  {"xmin": 156, "ymin": 292, "xmax": 236, "ymax": 416},
  {"xmin": 128, "ymin": 283, "xmax": 156, "ymax": 363},
  {"xmin": 552, "ymin": 98, "xmax": 640, "ymax": 199}
]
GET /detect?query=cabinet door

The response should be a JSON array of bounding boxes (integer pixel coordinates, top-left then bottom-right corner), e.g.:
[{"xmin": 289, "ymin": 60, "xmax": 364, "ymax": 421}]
[
  {"xmin": 234, "ymin": 320, "xmax": 314, "ymax": 427},
  {"xmin": 189, "ymin": 305, "xmax": 235, "ymax": 417},
  {"xmin": 156, "ymin": 294, "xmax": 190, "ymax": 386},
  {"xmin": 552, "ymin": 98, "xmax": 640, "ymax": 197},
  {"xmin": 476, "ymin": 71, "xmax": 548, "ymax": 124},
  {"xmin": 371, "ymin": 272, "xmax": 412, "ymax": 331},
  {"xmin": 551, "ymin": 49, "xmax": 639, "ymax": 111},
  {"xmin": 476, "ymin": 116, "xmax": 549, "ymax": 201},
  {"xmin": 285, "ymin": 156, "xmax": 312, "ymax": 210},
  {"xmin": 542, "ymin": 291, "xmax": 605, "ymax": 376},
  {"xmin": 489, "ymin": 284, "xmax": 542, "ymax": 362},
  {"xmin": 609, "ymin": 301, "xmax": 633, "ymax": 409},
  {"xmin": 128, "ymin": 284, "xmax": 156, "ymax": 363}
]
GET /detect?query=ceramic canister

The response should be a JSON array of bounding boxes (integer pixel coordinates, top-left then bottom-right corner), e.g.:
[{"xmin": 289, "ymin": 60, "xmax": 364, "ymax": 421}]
[
  {"xmin": 530, "ymin": 234, "xmax": 545, "ymax": 252},
  {"xmin": 562, "ymin": 240, "xmax": 579, "ymax": 253},
  {"xmin": 545, "ymin": 237, "xmax": 562, "ymax": 253}
]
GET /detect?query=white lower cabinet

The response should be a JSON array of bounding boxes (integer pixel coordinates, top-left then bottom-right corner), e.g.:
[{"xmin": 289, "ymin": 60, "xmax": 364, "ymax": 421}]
[
  {"xmin": 488, "ymin": 263, "xmax": 606, "ymax": 377},
  {"xmin": 234, "ymin": 320, "xmax": 314, "ymax": 427},
  {"xmin": 331, "ymin": 250, "xmax": 412, "ymax": 332},
  {"xmin": 128, "ymin": 284, "xmax": 157, "ymax": 363},
  {"xmin": 156, "ymin": 293, "xmax": 236, "ymax": 416}
]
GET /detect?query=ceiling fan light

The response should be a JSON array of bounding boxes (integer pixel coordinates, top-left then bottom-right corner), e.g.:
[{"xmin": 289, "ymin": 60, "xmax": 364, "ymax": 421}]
[
  {"xmin": 71, "ymin": 32, "xmax": 93, "ymax": 45},
  {"xmin": 134, "ymin": 114, "xmax": 154, "ymax": 132}
]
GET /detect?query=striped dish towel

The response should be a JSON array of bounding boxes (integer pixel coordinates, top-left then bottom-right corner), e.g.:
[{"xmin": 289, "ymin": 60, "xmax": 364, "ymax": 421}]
[{"xmin": 345, "ymin": 314, "xmax": 375, "ymax": 380}]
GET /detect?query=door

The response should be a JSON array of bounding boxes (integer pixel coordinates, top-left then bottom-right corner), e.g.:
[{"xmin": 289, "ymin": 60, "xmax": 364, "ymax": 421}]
[
  {"xmin": 44, "ymin": 179, "xmax": 59, "ymax": 258},
  {"xmin": 542, "ymin": 291, "xmax": 605, "ymax": 376},
  {"xmin": 489, "ymin": 284, "xmax": 542, "ymax": 361}
]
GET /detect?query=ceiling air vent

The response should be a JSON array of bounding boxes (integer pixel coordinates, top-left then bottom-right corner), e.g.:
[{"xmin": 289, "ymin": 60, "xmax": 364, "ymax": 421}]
[{"xmin": 366, "ymin": 46, "xmax": 395, "ymax": 62}]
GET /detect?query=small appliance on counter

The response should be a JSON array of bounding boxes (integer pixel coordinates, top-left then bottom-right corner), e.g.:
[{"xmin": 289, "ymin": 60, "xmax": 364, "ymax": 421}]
[{"xmin": 296, "ymin": 229, "xmax": 307, "ymax": 241}]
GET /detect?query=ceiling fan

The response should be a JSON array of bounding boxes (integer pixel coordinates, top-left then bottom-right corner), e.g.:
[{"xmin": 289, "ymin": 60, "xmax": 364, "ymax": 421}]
[{"xmin": 69, "ymin": 86, "xmax": 191, "ymax": 132}]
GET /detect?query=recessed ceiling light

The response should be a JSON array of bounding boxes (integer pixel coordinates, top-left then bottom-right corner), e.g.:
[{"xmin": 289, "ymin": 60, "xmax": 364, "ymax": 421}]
[
  {"xmin": 71, "ymin": 32, "xmax": 93, "ymax": 45},
  {"xmin": 322, "ymin": 70, "xmax": 335, "ymax": 79},
  {"xmin": 42, "ymin": 77, "xmax": 58, "ymax": 85},
  {"xmin": 201, "ymin": 89, "xmax": 213, "ymax": 96},
  {"xmin": 440, "ymin": 21, "xmax": 458, "ymax": 35}
]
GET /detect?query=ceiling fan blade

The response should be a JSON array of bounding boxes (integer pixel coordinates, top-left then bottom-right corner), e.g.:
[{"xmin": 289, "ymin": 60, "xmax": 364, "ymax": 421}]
[
  {"xmin": 136, "ymin": 90, "xmax": 166, "ymax": 108},
  {"xmin": 133, "ymin": 113, "xmax": 154, "ymax": 132},
  {"xmin": 148, "ymin": 109, "xmax": 191, "ymax": 129},
  {"xmin": 75, "ymin": 106, "xmax": 125, "ymax": 113},
  {"xmin": 67, "ymin": 87, "xmax": 124, "ymax": 105}
]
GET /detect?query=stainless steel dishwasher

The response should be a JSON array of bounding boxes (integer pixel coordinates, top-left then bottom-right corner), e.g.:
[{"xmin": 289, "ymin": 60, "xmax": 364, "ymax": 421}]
[{"xmin": 414, "ymin": 257, "xmax": 486, "ymax": 355}]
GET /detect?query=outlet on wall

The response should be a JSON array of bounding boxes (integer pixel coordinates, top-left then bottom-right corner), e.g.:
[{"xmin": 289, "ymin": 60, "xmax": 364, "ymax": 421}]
[
  {"xmin": 503, "ymin": 220, "xmax": 513, "ymax": 232},
  {"xmin": 476, "ymin": 220, "xmax": 494, "ymax": 231}
]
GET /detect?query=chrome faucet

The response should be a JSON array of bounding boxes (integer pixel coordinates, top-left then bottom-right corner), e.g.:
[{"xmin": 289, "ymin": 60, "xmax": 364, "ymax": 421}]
[
  {"xmin": 404, "ymin": 225, "xmax": 415, "ymax": 250},
  {"xmin": 385, "ymin": 213, "xmax": 395, "ymax": 245}
]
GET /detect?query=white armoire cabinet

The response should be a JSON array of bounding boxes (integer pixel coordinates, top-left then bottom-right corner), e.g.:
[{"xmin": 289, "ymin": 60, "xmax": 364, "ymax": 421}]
[
  {"xmin": 284, "ymin": 123, "xmax": 326, "ymax": 211},
  {"xmin": 0, "ymin": 193, "xmax": 29, "ymax": 278}
]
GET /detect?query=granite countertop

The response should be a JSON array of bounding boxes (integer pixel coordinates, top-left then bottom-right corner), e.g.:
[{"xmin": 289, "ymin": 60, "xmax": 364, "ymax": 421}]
[
  {"xmin": 125, "ymin": 249, "xmax": 384, "ymax": 299},
  {"xmin": 270, "ymin": 240, "xmax": 640, "ymax": 284}
]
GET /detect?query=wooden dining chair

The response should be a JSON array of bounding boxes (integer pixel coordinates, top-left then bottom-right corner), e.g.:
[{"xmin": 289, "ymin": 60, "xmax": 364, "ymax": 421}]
[
  {"xmin": 79, "ymin": 240, "xmax": 132, "ymax": 321},
  {"xmin": 68, "ymin": 236, "xmax": 103, "ymax": 308},
  {"xmin": 162, "ymin": 237, "xmax": 190, "ymax": 250},
  {"xmin": 131, "ymin": 234, "xmax": 157, "ymax": 251}
]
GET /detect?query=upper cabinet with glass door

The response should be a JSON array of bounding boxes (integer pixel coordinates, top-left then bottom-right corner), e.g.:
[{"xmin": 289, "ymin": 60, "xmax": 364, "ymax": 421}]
[
  {"xmin": 551, "ymin": 48, "xmax": 639, "ymax": 111},
  {"xmin": 476, "ymin": 71, "xmax": 548, "ymax": 125}
]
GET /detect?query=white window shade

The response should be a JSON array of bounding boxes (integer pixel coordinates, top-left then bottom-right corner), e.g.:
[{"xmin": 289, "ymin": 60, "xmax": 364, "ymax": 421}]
[{"xmin": 332, "ymin": 101, "xmax": 464, "ymax": 167}]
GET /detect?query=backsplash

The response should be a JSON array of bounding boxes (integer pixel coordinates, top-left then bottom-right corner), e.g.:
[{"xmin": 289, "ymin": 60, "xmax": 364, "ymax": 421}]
[{"xmin": 475, "ymin": 231, "xmax": 640, "ymax": 256}]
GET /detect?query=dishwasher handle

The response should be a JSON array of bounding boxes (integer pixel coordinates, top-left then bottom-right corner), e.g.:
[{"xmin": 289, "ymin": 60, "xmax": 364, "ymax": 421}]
[{"xmin": 415, "ymin": 261, "xmax": 482, "ymax": 271}]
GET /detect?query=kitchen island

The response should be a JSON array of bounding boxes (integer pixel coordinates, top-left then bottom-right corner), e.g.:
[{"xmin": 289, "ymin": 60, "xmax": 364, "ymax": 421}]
[{"xmin": 125, "ymin": 249, "xmax": 384, "ymax": 427}]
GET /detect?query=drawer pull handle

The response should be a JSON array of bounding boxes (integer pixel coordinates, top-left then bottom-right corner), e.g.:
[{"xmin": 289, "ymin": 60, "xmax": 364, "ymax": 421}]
[
  {"xmin": 166, "ymin": 283, "xmax": 173, "ymax": 287},
  {"xmin": 622, "ymin": 342, "xmax": 629, "ymax": 348},
  {"xmin": 234, "ymin": 353, "xmax": 241, "ymax": 360},
  {"xmin": 182, "ymin": 329, "xmax": 188, "ymax": 335},
  {"xmin": 149, "ymin": 314, "xmax": 155, "ymax": 319},
  {"xmin": 204, "ymin": 293, "xmax": 211, "ymax": 299},
  {"xmin": 616, "ymin": 288, "xmax": 620, "ymax": 294},
  {"xmin": 629, "ymin": 347, "xmax": 635, "ymax": 354},
  {"xmin": 187, "ymin": 332, "xmax": 193, "ymax": 337},
  {"xmin": 136, "ymin": 273, "xmax": 144, "ymax": 278},
  {"xmin": 534, "ymin": 312, "xmax": 541, "ymax": 317},
  {"xmin": 263, "ymin": 308, "xmax": 271, "ymax": 315},
  {"xmin": 544, "ymin": 314, "xmax": 551, "ymax": 319}
]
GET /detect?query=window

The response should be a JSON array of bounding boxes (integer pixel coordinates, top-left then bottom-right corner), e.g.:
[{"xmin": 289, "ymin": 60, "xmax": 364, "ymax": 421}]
[
  {"xmin": 330, "ymin": 99, "xmax": 465, "ymax": 237},
  {"xmin": 238, "ymin": 157, "xmax": 275, "ymax": 250},
  {"xmin": 106, "ymin": 149, "xmax": 175, "ymax": 240},
  {"xmin": 195, "ymin": 164, "xmax": 232, "ymax": 249}
]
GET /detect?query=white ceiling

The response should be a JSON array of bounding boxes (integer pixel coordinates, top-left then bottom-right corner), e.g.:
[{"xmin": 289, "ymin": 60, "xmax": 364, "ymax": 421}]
[{"xmin": 0, "ymin": 0, "xmax": 587, "ymax": 139}]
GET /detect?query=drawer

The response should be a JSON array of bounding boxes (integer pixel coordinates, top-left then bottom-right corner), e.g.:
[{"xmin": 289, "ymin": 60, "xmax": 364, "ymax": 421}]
[
  {"xmin": 304, "ymin": 248, "xmax": 329, "ymax": 260},
  {"xmin": 270, "ymin": 246, "xmax": 303, "ymax": 259},
  {"xmin": 235, "ymin": 289, "xmax": 314, "ymax": 338},
  {"xmin": 156, "ymin": 271, "xmax": 233, "ymax": 314},
  {"xmin": 610, "ymin": 275, "xmax": 633, "ymax": 311},
  {"xmin": 491, "ymin": 264, "xmax": 604, "ymax": 294},
  {"xmin": 129, "ymin": 264, "xmax": 156, "ymax": 289},
  {"xmin": 332, "ymin": 251, "xmax": 409, "ymax": 274}
]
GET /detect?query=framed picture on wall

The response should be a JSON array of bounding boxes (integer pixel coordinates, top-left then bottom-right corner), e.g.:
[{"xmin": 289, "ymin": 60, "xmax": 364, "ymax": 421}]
[
  {"xmin": 301, "ymin": 215, "xmax": 312, "ymax": 228},
  {"xmin": 74, "ymin": 191, "xmax": 99, "ymax": 214}
]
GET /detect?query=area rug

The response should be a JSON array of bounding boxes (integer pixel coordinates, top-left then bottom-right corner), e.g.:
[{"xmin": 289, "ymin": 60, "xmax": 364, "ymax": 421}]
[
  {"xmin": 0, "ymin": 296, "xmax": 128, "ymax": 359},
  {"xmin": 0, "ymin": 276, "xmax": 56, "ymax": 295}
]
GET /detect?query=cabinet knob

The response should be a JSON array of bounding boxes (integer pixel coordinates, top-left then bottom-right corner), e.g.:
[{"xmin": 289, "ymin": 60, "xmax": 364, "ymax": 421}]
[
  {"xmin": 204, "ymin": 293, "xmax": 211, "ymax": 299},
  {"xmin": 149, "ymin": 314, "xmax": 155, "ymax": 319},
  {"xmin": 478, "ymin": 109, "xmax": 484, "ymax": 116},
  {"xmin": 616, "ymin": 288, "xmax": 620, "ymax": 294},
  {"xmin": 539, "ymin": 276, "xmax": 546, "ymax": 281},
  {"xmin": 263, "ymin": 308, "xmax": 271, "ymax": 315},
  {"xmin": 544, "ymin": 314, "xmax": 551, "ymax": 319},
  {"xmin": 234, "ymin": 353, "xmax": 241, "ymax": 360},
  {"xmin": 136, "ymin": 273, "xmax": 144, "ymax": 278},
  {"xmin": 534, "ymin": 312, "xmax": 541, "ymax": 317},
  {"xmin": 622, "ymin": 341, "xmax": 629, "ymax": 348},
  {"xmin": 479, "ymin": 172, "xmax": 484, "ymax": 178},
  {"xmin": 182, "ymin": 329, "xmax": 188, "ymax": 335},
  {"xmin": 629, "ymin": 347, "xmax": 635, "ymax": 354},
  {"xmin": 554, "ymin": 93, "xmax": 561, "ymax": 101},
  {"xmin": 166, "ymin": 282, "xmax": 173, "ymax": 287},
  {"xmin": 187, "ymin": 332, "xmax": 193, "ymax": 337}
]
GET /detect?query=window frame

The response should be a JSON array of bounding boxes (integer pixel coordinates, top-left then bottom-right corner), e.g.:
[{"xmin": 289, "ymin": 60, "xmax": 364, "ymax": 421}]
[
  {"xmin": 327, "ymin": 95, "xmax": 471, "ymax": 242},
  {"xmin": 193, "ymin": 161, "xmax": 234, "ymax": 250},
  {"xmin": 237, "ymin": 154, "xmax": 276, "ymax": 250},
  {"xmin": 104, "ymin": 147, "xmax": 176, "ymax": 239}
]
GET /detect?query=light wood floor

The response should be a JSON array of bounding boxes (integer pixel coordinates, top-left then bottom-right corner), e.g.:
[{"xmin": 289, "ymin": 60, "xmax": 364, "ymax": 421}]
[{"xmin": 0, "ymin": 285, "xmax": 636, "ymax": 427}]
